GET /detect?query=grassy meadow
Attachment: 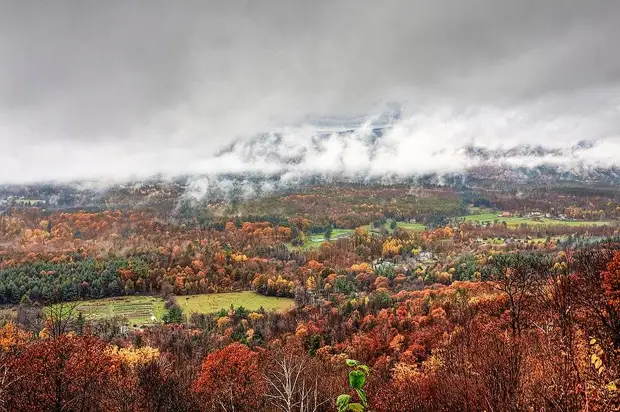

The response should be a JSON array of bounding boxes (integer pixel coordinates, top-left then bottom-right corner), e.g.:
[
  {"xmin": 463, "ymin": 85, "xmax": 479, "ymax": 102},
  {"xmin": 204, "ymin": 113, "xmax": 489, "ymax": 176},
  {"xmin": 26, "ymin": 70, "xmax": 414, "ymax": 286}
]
[
  {"xmin": 287, "ymin": 228, "xmax": 354, "ymax": 251},
  {"xmin": 461, "ymin": 212, "xmax": 610, "ymax": 227},
  {"xmin": 60, "ymin": 291, "xmax": 294, "ymax": 325},
  {"xmin": 366, "ymin": 219, "xmax": 427, "ymax": 233},
  {"xmin": 177, "ymin": 292, "xmax": 294, "ymax": 314}
]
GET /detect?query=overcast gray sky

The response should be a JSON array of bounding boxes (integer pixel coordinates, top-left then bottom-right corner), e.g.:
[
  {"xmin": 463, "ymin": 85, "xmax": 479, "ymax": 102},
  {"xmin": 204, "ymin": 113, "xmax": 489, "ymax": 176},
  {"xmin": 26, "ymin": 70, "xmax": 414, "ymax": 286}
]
[{"xmin": 1, "ymin": 1, "xmax": 620, "ymax": 183}]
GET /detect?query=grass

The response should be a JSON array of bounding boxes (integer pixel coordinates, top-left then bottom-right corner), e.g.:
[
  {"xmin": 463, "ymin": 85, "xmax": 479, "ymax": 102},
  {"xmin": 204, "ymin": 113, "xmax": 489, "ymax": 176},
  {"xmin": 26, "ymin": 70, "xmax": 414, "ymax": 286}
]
[
  {"xmin": 477, "ymin": 235, "xmax": 567, "ymax": 246},
  {"xmin": 71, "ymin": 296, "xmax": 166, "ymax": 325},
  {"xmin": 0, "ymin": 307, "xmax": 17, "ymax": 323},
  {"xmin": 288, "ymin": 221, "xmax": 426, "ymax": 251},
  {"xmin": 286, "ymin": 241, "xmax": 323, "ymax": 251},
  {"xmin": 461, "ymin": 212, "xmax": 610, "ymax": 227},
  {"xmin": 287, "ymin": 228, "xmax": 354, "ymax": 251},
  {"xmin": 177, "ymin": 291, "xmax": 294, "ymax": 314},
  {"xmin": 288, "ymin": 221, "xmax": 426, "ymax": 252},
  {"xmin": 64, "ymin": 292, "xmax": 294, "ymax": 325},
  {"xmin": 398, "ymin": 222, "xmax": 427, "ymax": 231},
  {"xmin": 367, "ymin": 220, "xmax": 426, "ymax": 233},
  {"xmin": 307, "ymin": 229, "xmax": 353, "ymax": 243}
]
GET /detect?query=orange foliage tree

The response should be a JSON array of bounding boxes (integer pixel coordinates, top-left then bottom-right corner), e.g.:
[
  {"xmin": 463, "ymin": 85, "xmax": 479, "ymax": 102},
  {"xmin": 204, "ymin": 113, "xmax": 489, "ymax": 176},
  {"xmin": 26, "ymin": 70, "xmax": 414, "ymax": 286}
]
[{"xmin": 193, "ymin": 342, "xmax": 265, "ymax": 411}]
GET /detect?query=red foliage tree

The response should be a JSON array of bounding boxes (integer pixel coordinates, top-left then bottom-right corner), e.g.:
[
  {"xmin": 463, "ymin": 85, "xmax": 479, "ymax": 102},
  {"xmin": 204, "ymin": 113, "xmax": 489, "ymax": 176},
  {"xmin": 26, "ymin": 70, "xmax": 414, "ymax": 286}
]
[
  {"xmin": 602, "ymin": 250, "xmax": 620, "ymax": 314},
  {"xmin": 6, "ymin": 335, "xmax": 117, "ymax": 412},
  {"xmin": 193, "ymin": 342, "xmax": 265, "ymax": 412}
]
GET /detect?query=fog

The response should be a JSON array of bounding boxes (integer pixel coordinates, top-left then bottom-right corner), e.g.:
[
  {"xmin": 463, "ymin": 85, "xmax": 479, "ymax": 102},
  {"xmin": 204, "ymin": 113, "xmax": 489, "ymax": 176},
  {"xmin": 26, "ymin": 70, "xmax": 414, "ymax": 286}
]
[{"xmin": 1, "ymin": 1, "xmax": 619, "ymax": 183}]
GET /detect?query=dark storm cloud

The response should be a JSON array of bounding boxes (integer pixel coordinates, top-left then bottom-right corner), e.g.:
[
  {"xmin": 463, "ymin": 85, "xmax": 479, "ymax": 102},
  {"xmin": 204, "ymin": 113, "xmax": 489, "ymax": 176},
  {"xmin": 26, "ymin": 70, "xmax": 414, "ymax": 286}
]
[{"xmin": 1, "ymin": 0, "xmax": 620, "ymax": 182}]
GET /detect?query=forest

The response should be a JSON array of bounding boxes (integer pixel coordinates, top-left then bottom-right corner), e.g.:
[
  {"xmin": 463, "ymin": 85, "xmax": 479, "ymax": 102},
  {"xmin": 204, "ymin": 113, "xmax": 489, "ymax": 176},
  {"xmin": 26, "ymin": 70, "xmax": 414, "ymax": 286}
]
[{"xmin": 0, "ymin": 184, "xmax": 618, "ymax": 412}]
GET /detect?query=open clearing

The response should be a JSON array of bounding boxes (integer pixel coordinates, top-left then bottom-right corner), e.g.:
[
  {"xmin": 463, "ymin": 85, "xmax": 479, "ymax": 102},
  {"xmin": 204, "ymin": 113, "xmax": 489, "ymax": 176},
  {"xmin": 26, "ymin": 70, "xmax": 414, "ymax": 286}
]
[
  {"xmin": 307, "ymin": 228, "xmax": 353, "ymax": 243},
  {"xmin": 288, "ymin": 228, "xmax": 353, "ymax": 251},
  {"xmin": 72, "ymin": 295, "xmax": 166, "ymax": 325},
  {"xmin": 68, "ymin": 291, "xmax": 294, "ymax": 325},
  {"xmin": 396, "ymin": 222, "xmax": 427, "ymax": 231},
  {"xmin": 367, "ymin": 219, "xmax": 426, "ymax": 233},
  {"xmin": 461, "ymin": 212, "xmax": 610, "ymax": 227},
  {"xmin": 288, "ymin": 221, "xmax": 427, "ymax": 251},
  {"xmin": 178, "ymin": 292, "xmax": 294, "ymax": 314}
]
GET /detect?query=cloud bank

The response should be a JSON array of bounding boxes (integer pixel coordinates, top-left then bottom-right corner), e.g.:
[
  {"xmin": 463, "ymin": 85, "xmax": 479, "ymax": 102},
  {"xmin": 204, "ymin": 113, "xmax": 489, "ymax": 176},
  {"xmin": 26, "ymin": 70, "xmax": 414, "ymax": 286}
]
[{"xmin": 1, "ymin": 1, "xmax": 620, "ymax": 183}]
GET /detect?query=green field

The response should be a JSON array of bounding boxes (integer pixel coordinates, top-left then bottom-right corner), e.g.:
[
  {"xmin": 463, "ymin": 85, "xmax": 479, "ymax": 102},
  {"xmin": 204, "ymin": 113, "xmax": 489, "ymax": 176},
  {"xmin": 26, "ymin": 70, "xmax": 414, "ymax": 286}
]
[
  {"xmin": 367, "ymin": 220, "xmax": 426, "ymax": 233},
  {"xmin": 288, "ymin": 222, "xmax": 427, "ymax": 251},
  {"xmin": 288, "ymin": 228, "xmax": 354, "ymax": 251},
  {"xmin": 398, "ymin": 222, "xmax": 427, "ymax": 231},
  {"xmin": 307, "ymin": 228, "xmax": 353, "ymax": 243},
  {"xmin": 462, "ymin": 212, "xmax": 610, "ymax": 227},
  {"xmin": 71, "ymin": 296, "xmax": 166, "ymax": 325},
  {"xmin": 66, "ymin": 292, "xmax": 294, "ymax": 325},
  {"xmin": 178, "ymin": 292, "xmax": 294, "ymax": 314}
]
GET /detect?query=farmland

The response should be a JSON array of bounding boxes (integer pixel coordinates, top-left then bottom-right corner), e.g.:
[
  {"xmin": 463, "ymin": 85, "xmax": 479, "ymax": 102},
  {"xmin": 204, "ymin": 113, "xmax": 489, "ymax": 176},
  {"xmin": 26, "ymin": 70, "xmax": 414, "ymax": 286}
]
[
  {"xmin": 68, "ymin": 292, "xmax": 294, "ymax": 325},
  {"xmin": 71, "ymin": 296, "xmax": 166, "ymax": 325},
  {"xmin": 460, "ymin": 212, "xmax": 611, "ymax": 227}
]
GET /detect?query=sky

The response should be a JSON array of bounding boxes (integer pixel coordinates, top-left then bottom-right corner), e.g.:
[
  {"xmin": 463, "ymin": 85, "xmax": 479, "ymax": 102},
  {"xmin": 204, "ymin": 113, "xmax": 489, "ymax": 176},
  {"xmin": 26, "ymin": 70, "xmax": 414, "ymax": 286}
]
[{"xmin": 1, "ymin": 1, "xmax": 620, "ymax": 183}]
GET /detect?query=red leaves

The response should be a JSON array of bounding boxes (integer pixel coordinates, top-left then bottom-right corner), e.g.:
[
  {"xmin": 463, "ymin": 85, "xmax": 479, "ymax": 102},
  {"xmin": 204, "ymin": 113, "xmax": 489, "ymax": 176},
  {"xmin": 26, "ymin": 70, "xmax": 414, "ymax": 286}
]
[
  {"xmin": 601, "ymin": 250, "xmax": 620, "ymax": 311},
  {"xmin": 6, "ymin": 335, "xmax": 118, "ymax": 411},
  {"xmin": 193, "ymin": 342, "xmax": 265, "ymax": 411}
]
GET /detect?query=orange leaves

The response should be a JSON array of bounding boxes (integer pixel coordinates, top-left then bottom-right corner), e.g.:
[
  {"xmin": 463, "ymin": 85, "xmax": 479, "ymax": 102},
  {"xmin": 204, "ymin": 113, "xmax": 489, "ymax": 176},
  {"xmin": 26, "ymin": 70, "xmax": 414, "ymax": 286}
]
[
  {"xmin": 193, "ymin": 343, "xmax": 265, "ymax": 411},
  {"xmin": 217, "ymin": 316, "xmax": 230, "ymax": 329},
  {"xmin": 422, "ymin": 226, "xmax": 454, "ymax": 245},
  {"xmin": 351, "ymin": 262, "xmax": 372, "ymax": 273},
  {"xmin": 175, "ymin": 276, "xmax": 185, "ymax": 290},
  {"xmin": 117, "ymin": 268, "xmax": 133, "ymax": 280},
  {"xmin": 21, "ymin": 228, "xmax": 49, "ymax": 245},
  {"xmin": 0, "ymin": 322, "xmax": 30, "ymax": 353},
  {"xmin": 392, "ymin": 361, "xmax": 420, "ymax": 383},
  {"xmin": 389, "ymin": 334, "xmax": 406, "ymax": 352},
  {"xmin": 276, "ymin": 225, "xmax": 292, "ymax": 240},
  {"xmin": 307, "ymin": 259, "xmax": 324, "ymax": 272},
  {"xmin": 430, "ymin": 307, "xmax": 446, "ymax": 321},
  {"xmin": 214, "ymin": 251, "xmax": 227, "ymax": 264},
  {"xmin": 231, "ymin": 253, "xmax": 248, "ymax": 263},
  {"xmin": 373, "ymin": 276, "xmax": 391, "ymax": 291},
  {"xmin": 191, "ymin": 259, "xmax": 204, "ymax": 271}
]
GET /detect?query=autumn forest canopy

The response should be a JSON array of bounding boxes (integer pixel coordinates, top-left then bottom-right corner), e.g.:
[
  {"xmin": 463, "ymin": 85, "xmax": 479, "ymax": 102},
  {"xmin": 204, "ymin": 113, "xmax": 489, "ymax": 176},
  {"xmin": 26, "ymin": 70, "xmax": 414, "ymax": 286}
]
[{"xmin": 0, "ymin": 181, "xmax": 617, "ymax": 412}]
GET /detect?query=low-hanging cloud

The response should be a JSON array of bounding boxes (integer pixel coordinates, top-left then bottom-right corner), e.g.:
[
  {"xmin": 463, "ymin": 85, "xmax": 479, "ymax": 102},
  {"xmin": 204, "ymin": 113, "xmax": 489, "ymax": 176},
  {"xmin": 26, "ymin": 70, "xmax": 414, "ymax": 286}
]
[{"xmin": 1, "ymin": 1, "xmax": 620, "ymax": 184}]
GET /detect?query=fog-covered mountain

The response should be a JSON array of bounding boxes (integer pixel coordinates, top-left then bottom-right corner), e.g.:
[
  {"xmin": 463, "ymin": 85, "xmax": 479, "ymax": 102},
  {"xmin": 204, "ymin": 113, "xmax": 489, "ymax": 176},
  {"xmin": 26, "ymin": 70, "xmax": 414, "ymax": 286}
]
[{"xmin": 3, "ymin": 110, "xmax": 620, "ymax": 207}]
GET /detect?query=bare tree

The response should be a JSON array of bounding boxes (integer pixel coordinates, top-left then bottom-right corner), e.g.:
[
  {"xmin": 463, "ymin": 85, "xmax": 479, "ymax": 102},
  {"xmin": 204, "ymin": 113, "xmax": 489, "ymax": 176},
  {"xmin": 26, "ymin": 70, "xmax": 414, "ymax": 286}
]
[
  {"xmin": 264, "ymin": 350, "xmax": 328, "ymax": 412},
  {"xmin": 46, "ymin": 301, "xmax": 81, "ymax": 338},
  {"xmin": 490, "ymin": 254, "xmax": 547, "ymax": 337}
]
